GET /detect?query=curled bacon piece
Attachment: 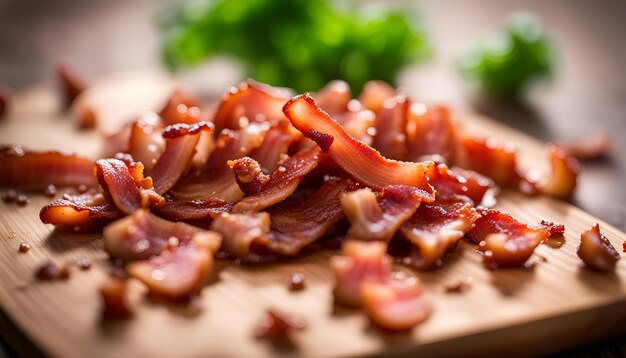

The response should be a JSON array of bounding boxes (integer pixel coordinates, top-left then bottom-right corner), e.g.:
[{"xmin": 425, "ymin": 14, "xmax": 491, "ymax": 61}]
[
  {"xmin": 455, "ymin": 133, "xmax": 521, "ymax": 187},
  {"xmin": 228, "ymin": 157, "xmax": 269, "ymax": 195},
  {"xmin": 213, "ymin": 80, "xmax": 291, "ymax": 132},
  {"xmin": 330, "ymin": 240, "xmax": 392, "ymax": 307},
  {"xmin": 56, "ymin": 62, "xmax": 86, "ymax": 108},
  {"xmin": 158, "ymin": 89, "xmax": 203, "ymax": 125},
  {"xmin": 400, "ymin": 197, "xmax": 480, "ymax": 270},
  {"xmin": 533, "ymin": 145, "xmax": 580, "ymax": 199},
  {"xmin": 466, "ymin": 209, "xmax": 550, "ymax": 268},
  {"xmin": 103, "ymin": 209, "xmax": 222, "ymax": 261},
  {"xmin": 315, "ymin": 80, "xmax": 351, "ymax": 115},
  {"xmin": 127, "ymin": 113, "xmax": 165, "ymax": 170},
  {"xmin": 577, "ymin": 224, "xmax": 620, "ymax": 272},
  {"xmin": 148, "ymin": 121, "xmax": 214, "ymax": 195},
  {"xmin": 0, "ymin": 145, "xmax": 96, "ymax": 190},
  {"xmin": 40, "ymin": 193, "xmax": 122, "ymax": 230},
  {"xmin": 361, "ymin": 273, "xmax": 430, "ymax": 331},
  {"xmin": 232, "ymin": 148, "xmax": 321, "ymax": 213},
  {"xmin": 211, "ymin": 212, "xmax": 270, "ymax": 259},
  {"xmin": 372, "ymin": 96, "xmax": 408, "ymax": 160},
  {"xmin": 358, "ymin": 81, "xmax": 396, "ymax": 113},
  {"xmin": 406, "ymin": 104, "xmax": 456, "ymax": 163},
  {"xmin": 126, "ymin": 243, "xmax": 214, "ymax": 300},
  {"xmin": 266, "ymin": 177, "xmax": 349, "ymax": 255},
  {"xmin": 283, "ymin": 94, "xmax": 435, "ymax": 199},
  {"xmin": 341, "ymin": 186, "xmax": 422, "ymax": 242},
  {"xmin": 249, "ymin": 121, "xmax": 298, "ymax": 173}
]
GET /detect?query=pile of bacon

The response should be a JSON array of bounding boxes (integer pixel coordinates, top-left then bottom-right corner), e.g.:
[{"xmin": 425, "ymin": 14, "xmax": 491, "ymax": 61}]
[{"xmin": 0, "ymin": 75, "xmax": 621, "ymax": 333}]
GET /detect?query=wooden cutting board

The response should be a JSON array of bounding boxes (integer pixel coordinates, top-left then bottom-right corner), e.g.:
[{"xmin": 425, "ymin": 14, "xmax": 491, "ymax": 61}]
[{"xmin": 1, "ymin": 73, "xmax": 625, "ymax": 358}]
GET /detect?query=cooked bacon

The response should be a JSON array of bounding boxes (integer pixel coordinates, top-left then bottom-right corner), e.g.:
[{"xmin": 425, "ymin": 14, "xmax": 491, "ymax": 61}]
[
  {"xmin": 539, "ymin": 219, "xmax": 565, "ymax": 237},
  {"xmin": 249, "ymin": 122, "xmax": 298, "ymax": 173},
  {"xmin": 399, "ymin": 197, "xmax": 480, "ymax": 270},
  {"xmin": 372, "ymin": 96, "xmax": 408, "ymax": 160},
  {"xmin": 361, "ymin": 273, "xmax": 430, "ymax": 331},
  {"xmin": 315, "ymin": 80, "xmax": 351, "ymax": 115},
  {"xmin": 406, "ymin": 104, "xmax": 456, "ymax": 163},
  {"xmin": 254, "ymin": 309, "xmax": 306, "ymax": 345},
  {"xmin": 455, "ymin": 133, "xmax": 521, "ymax": 187},
  {"xmin": 330, "ymin": 240, "xmax": 392, "ymax": 307},
  {"xmin": 40, "ymin": 193, "xmax": 122, "ymax": 230},
  {"xmin": 266, "ymin": 178, "xmax": 349, "ymax": 255},
  {"xmin": 156, "ymin": 197, "xmax": 232, "ymax": 221},
  {"xmin": 127, "ymin": 113, "xmax": 165, "ymax": 171},
  {"xmin": 103, "ymin": 209, "xmax": 222, "ymax": 261},
  {"xmin": 228, "ymin": 157, "xmax": 269, "ymax": 195},
  {"xmin": 232, "ymin": 148, "xmax": 322, "ymax": 213},
  {"xmin": 100, "ymin": 276, "xmax": 132, "ymax": 319},
  {"xmin": 56, "ymin": 62, "xmax": 86, "ymax": 107},
  {"xmin": 533, "ymin": 144, "xmax": 580, "ymax": 199},
  {"xmin": 341, "ymin": 186, "xmax": 422, "ymax": 242},
  {"xmin": 211, "ymin": 212, "xmax": 270, "ymax": 259},
  {"xmin": 335, "ymin": 109, "xmax": 376, "ymax": 145},
  {"xmin": 283, "ymin": 94, "xmax": 435, "ymax": 199},
  {"xmin": 126, "ymin": 243, "xmax": 214, "ymax": 300},
  {"xmin": 0, "ymin": 145, "xmax": 96, "ymax": 190},
  {"xmin": 557, "ymin": 133, "xmax": 610, "ymax": 160},
  {"xmin": 170, "ymin": 123, "xmax": 268, "ymax": 202},
  {"xmin": 213, "ymin": 80, "xmax": 291, "ymax": 132},
  {"xmin": 358, "ymin": 81, "xmax": 396, "ymax": 113},
  {"xmin": 427, "ymin": 164, "xmax": 494, "ymax": 206},
  {"xmin": 148, "ymin": 121, "xmax": 214, "ymax": 194},
  {"xmin": 577, "ymin": 224, "xmax": 620, "ymax": 272},
  {"xmin": 158, "ymin": 89, "xmax": 203, "ymax": 125},
  {"xmin": 466, "ymin": 209, "xmax": 550, "ymax": 269}
]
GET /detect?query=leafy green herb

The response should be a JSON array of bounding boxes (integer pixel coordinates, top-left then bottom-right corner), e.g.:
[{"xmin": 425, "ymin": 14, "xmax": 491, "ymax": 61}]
[
  {"xmin": 159, "ymin": 0, "xmax": 430, "ymax": 93},
  {"xmin": 458, "ymin": 12, "xmax": 553, "ymax": 99}
]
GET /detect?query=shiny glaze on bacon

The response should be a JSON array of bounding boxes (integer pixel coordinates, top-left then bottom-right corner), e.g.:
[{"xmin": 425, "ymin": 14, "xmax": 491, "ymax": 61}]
[
  {"xmin": 466, "ymin": 209, "xmax": 550, "ymax": 269},
  {"xmin": 283, "ymin": 93, "xmax": 435, "ymax": 200},
  {"xmin": 577, "ymin": 224, "xmax": 620, "ymax": 272},
  {"xmin": 341, "ymin": 186, "xmax": 422, "ymax": 242},
  {"xmin": 0, "ymin": 145, "xmax": 96, "ymax": 190}
]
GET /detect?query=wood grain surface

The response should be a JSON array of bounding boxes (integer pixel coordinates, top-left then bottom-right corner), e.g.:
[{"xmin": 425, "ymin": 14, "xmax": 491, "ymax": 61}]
[{"xmin": 0, "ymin": 74, "xmax": 625, "ymax": 358}]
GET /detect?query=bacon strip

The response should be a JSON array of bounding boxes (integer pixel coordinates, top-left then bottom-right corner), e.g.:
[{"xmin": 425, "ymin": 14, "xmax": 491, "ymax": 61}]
[
  {"xmin": 406, "ymin": 104, "xmax": 456, "ymax": 163},
  {"xmin": 466, "ymin": 209, "xmax": 550, "ymax": 268},
  {"xmin": 372, "ymin": 96, "xmax": 408, "ymax": 160},
  {"xmin": 213, "ymin": 80, "xmax": 291, "ymax": 132},
  {"xmin": 103, "ymin": 209, "xmax": 222, "ymax": 261},
  {"xmin": 266, "ymin": 178, "xmax": 349, "ymax": 255},
  {"xmin": 148, "ymin": 121, "xmax": 214, "ymax": 195},
  {"xmin": 341, "ymin": 186, "xmax": 422, "ymax": 242},
  {"xmin": 127, "ymin": 113, "xmax": 165, "ymax": 170},
  {"xmin": 0, "ymin": 145, "xmax": 96, "ymax": 190},
  {"xmin": 157, "ymin": 197, "xmax": 232, "ymax": 221},
  {"xmin": 399, "ymin": 197, "xmax": 480, "ymax": 270},
  {"xmin": 283, "ymin": 94, "xmax": 435, "ymax": 200},
  {"xmin": 232, "ymin": 148, "xmax": 322, "ymax": 213},
  {"xmin": 40, "ymin": 193, "xmax": 122, "ymax": 230},
  {"xmin": 95, "ymin": 159, "xmax": 144, "ymax": 214}
]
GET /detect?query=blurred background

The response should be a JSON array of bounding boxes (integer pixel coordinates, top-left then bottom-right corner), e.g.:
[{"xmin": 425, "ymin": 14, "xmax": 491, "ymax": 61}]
[{"xmin": 0, "ymin": 0, "xmax": 625, "ymax": 356}]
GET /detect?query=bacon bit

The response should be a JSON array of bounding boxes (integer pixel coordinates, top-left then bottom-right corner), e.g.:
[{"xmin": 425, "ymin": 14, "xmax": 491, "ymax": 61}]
[
  {"xmin": 358, "ymin": 81, "xmax": 396, "ymax": 113},
  {"xmin": 77, "ymin": 258, "xmax": 92, "ymax": 270},
  {"xmin": 289, "ymin": 273, "xmax": 305, "ymax": 291},
  {"xmin": 533, "ymin": 144, "xmax": 580, "ymax": 199},
  {"xmin": 40, "ymin": 194, "xmax": 122, "ymax": 231},
  {"xmin": 577, "ymin": 224, "xmax": 620, "ymax": 272},
  {"xmin": 18, "ymin": 241, "xmax": 31, "ymax": 253},
  {"xmin": 73, "ymin": 105, "xmax": 97, "ymax": 130},
  {"xmin": 158, "ymin": 89, "xmax": 203, "ymax": 125},
  {"xmin": 372, "ymin": 95, "xmax": 408, "ymax": 160},
  {"xmin": 315, "ymin": 80, "xmax": 351, "ymax": 114},
  {"xmin": 16, "ymin": 194, "xmax": 29, "ymax": 206},
  {"xmin": 406, "ymin": 104, "xmax": 456, "ymax": 163},
  {"xmin": 330, "ymin": 240, "xmax": 392, "ymax": 307},
  {"xmin": 104, "ymin": 209, "xmax": 221, "ymax": 261},
  {"xmin": 455, "ymin": 133, "xmax": 521, "ymax": 187},
  {"xmin": 361, "ymin": 273, "xmax": 430, "ymax": 331},
  {"xmin": 228, "ymin": 157, "xmax": 269, "ymax": 195},
  {"xmin": 2, "ymin": 189, "xmax": 18, "ymax": 202},
  {"xmin": 341, "ymin": 186, "xmax": 422, "ymax": 242},
  {"xmin": 283, "ymin": 94, "xmax": 435, "ymax": 199},
  {"xmin": 126, "ymin": 244, "xmax": 214, "ymax": 300},
  {"xmin": 444, "ymin": 279, "xmax": 472, "ymax": 293},
  {"xmin": 254, "ymin": 309, "xmax": 306, "ymax": 345},
  {"xmin": 400, "ymin": 198, "xmax": 480, "ymax": 270},
  {"xmin": 539, "ymin": 220, "xmax": 565, "ymax": 237},
  {"xmin": 0, "ymin": 145, "xmax": 96, "ymax": 190},
  {"xmin": 467, "ymin": 209, "xmax": 550, "ymax": 269},
  {"xmin": 35, "ymin": 261, "xmax": 70, "ymax": 281},
  {"xmin": 56, "ymin": 62, "xmax": 86, "ymax": 107},
  {"xmin": 44, "ymin": 184, "xmax": 57, "ymax": 197},
  {"xmin": 211, "ymin": 212, "xmax": 270, "ymax": 259},
  {"xmin": 95, "ymin": 159, "xmax": 144, "ymax": 214},
  {"xmin": 100, "ymin": 276, "xmax": 132, "ymax": 319},
  {"xmin": 557, "ymin": 133, "xmax": 610, "ymax": 160},
  {"xmin": 0, "ymin": 85, "xmax": 10, "ymax": 118}
]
